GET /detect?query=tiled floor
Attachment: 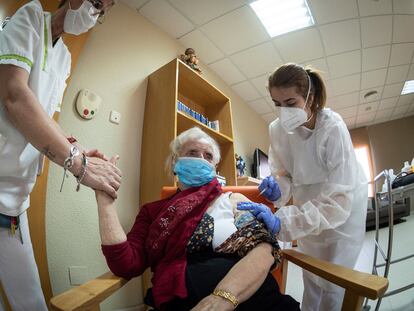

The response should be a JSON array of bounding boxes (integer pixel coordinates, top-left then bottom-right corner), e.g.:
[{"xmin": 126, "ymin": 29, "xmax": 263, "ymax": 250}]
[{"xmin": 285, "ymin": 214, "xmax": 414, "ymax": 310}]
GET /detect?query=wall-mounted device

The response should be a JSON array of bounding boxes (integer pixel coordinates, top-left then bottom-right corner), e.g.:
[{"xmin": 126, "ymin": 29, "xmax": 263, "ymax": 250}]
[{"xmin": 76, "ymin": 89, "xmax": 102, "ymax": 120}]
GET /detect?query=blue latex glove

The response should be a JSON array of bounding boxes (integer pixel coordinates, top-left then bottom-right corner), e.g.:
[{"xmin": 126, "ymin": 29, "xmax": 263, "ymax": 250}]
[
  {"xmin": 259, "ymin": 175, "xmax": 281, "ymax": 202},
  {"xmin": 237, "ymin": 202, "xmax": 281, "ymax": 236}
]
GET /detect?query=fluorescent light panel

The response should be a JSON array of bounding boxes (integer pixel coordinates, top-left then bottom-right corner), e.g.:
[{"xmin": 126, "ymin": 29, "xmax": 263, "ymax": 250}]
[
  {"xmin": 250, "ymin": 0, "xmax": 315, "ymax": 38},
  {"xmin": 401, "ymin": 80, "xmax": 414, "ymax": 95}
]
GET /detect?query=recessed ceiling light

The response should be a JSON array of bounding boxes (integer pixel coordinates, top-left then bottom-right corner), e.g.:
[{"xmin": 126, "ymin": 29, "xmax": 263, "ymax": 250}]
[
  {"xmin": 250, "ymin": 0, "xmax": 315, "ymax": 38},
  {"xmin": 401, "ymin": 80, "xmax": 414, "ymax": 95}
]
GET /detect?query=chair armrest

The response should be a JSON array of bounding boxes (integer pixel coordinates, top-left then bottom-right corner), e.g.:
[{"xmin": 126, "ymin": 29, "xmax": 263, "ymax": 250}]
[
  {"xmin": 282, "ymin": 249, "xmax": 388, "ymax": 300},
  {"xmin": 50, "ymin": 272, "xmax": 128, "ymax": 311}
]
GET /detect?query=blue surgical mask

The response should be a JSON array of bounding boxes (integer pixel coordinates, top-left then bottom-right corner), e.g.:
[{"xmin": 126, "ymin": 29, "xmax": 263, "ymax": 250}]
[{"xmin": 174, "ymin": 157, "xmax": 216, "ymax": 188}]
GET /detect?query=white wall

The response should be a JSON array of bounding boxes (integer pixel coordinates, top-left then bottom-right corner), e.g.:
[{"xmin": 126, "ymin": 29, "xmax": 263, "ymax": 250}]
[{"xmin": 46, "ymin": 3, "xmax": 270, "ymax": 310}]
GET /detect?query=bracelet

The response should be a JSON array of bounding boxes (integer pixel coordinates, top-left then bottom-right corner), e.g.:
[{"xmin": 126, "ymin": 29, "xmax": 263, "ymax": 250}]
[
  {"xmin": 212, "ymin": 289, "xmax": 238, "ymax": 308},
  {"xmin": 63, "ymin": 146, "xmax": 80, "ymax": 170},
  {"xmin": 75, "ymin": 153, "xmax": 88, "ymax": 191},
  {"xmin": 60, "ymin": 146, "xmax": 80, "ymax": 192}
]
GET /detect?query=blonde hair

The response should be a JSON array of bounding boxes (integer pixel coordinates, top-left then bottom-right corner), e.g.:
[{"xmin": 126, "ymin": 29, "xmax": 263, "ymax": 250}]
[{"xmin": 268, "ymin": 63, "xmax": 327, "ymax": 113}]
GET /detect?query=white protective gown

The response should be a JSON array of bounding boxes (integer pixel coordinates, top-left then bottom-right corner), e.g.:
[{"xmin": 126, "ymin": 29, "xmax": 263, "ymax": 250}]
[{"xmin": 269, "ymin": 108, "xmax": 367, "ymax": 311}]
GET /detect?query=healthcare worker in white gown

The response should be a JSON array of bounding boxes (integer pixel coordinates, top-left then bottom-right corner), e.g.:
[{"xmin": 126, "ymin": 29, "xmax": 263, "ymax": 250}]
[{"xmin": 238, "ymin": 63, "xmax": 368, "ymax": 311}]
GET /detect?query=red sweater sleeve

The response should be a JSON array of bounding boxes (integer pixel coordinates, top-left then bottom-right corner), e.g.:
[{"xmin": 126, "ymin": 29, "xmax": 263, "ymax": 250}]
[{"xmin": 101, "ymin": 204, "xmax": 152, "ymax": 280}]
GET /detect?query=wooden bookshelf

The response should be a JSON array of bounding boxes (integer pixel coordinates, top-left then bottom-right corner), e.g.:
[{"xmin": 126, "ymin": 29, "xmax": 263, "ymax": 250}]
[{"xmin": 140, "ymin": 58, "xmax": 236, "ymax": 206}]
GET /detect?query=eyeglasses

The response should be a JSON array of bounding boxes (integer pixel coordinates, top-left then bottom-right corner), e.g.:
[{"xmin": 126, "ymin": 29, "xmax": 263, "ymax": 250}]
[
  {"xmin": 88, "ymin": 0, "xmax": 104, "ymax": 12},
  {"xmin": 87, "ymin": 0, "xmax": 115, "ymax": 23}
]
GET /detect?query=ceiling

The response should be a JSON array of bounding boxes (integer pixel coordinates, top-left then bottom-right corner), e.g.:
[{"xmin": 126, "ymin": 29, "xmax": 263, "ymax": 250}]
[{"xmin": 121, "ymin": 0, "xmax": 414, "ymax": 129}]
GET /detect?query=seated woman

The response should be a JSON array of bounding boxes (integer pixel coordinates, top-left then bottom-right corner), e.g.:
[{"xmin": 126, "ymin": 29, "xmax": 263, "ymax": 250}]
[{"xmin": 96, "ymin": 127, "xmax": 299, "ymax": 311}]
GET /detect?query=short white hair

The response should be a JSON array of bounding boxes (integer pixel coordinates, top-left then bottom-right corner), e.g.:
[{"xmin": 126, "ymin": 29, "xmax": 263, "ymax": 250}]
[{"xmin": 165, "ymin": 127, "xmax": 221, "ymax": 175}]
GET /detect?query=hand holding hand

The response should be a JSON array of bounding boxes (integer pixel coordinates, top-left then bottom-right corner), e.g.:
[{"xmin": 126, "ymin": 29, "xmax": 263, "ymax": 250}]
[
  {"xmin": 83, "ymin": 155, "xmax": 121, "ymax": 199},
  {"xmin": 84, "ymin": 148, "xmax": 109, "ymax": 161}
]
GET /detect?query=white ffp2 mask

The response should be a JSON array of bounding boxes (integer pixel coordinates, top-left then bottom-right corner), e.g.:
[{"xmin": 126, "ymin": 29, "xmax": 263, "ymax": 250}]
[
  {"xmin": 278, "ymin": 74, "xmax": 312, "ymax": 134},
  {"xmin": 279, "ymin": 106, "xmax": 308, "ymax": 133},
  {"xmin": 64, "ymin": 1, "xmax": 100, "ymax": 35}
]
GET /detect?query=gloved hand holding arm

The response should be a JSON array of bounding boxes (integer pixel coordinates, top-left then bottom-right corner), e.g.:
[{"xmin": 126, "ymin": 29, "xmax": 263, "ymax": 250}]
[{"xmin": 237, "ymin": 202, "xmax": 281, "ymax": 236}]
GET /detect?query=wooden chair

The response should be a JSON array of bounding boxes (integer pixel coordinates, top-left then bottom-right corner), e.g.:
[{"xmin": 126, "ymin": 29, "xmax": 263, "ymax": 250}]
[{"xmin": 50, "ymin": 186, "xmax": 388, "ymax": 311}]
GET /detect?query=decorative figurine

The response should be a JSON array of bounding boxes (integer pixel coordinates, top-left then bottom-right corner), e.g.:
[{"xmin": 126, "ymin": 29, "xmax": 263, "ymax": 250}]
[
  {"xmin": 235, "ymin": 153, "xmax": 246, "ymax": 177},
  {"xmin": 180, "ymin": 48, "xmax": 202, "ymax": 74}
]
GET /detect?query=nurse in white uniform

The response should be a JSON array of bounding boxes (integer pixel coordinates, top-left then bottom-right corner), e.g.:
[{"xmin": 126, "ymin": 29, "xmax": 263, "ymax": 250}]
[
  {"xmin": 0, "ymin": 1, "xmax": 117, "ymax": 310},
  {"xmin": 239, "ymin": 63, "xmax": 367, "ymax": 311}
]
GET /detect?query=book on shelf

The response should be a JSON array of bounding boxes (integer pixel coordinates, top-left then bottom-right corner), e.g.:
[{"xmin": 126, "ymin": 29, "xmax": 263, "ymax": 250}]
[{"xmin": 177, "ymin": 100, "xmax": 220, "ymax": 132}]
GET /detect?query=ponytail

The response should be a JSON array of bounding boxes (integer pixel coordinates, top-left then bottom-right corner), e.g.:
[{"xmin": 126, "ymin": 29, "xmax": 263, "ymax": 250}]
[{"xmin": 305, "ymin": 67, "xmax": 327, "ymax": 113}]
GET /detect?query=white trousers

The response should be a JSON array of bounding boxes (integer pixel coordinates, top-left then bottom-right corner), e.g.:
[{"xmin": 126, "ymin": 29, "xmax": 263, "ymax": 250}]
[
  {"xmin": 0, "ymin": 212, "xmax": 47, "ymax": 311},
  {"xmin": 301, "ymin": 272, "xmax": 345, "ymax": 311}
]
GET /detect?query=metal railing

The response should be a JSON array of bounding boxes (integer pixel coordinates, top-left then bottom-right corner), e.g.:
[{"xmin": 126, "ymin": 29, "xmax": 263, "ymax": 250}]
[{"xmin": 363, "ymin": 170, "xmax": 414, "ymax": 310}]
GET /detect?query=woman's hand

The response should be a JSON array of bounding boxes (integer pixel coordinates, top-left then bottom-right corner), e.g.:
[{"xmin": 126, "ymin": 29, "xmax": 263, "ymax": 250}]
[
  {"xmin": 84, "ymin": 148, "xmax": 109, "ymax": 161},
  {"xmin": 191, "ymin": 294, "xmax": 234, "ymax": 311},
  {"xmin": 94, "ymin": 155, "xmax": 127, "ymax": 245},
  {"xmin": 91, "ymin": 156, "xmax": 121, "ymax": 205},
  {"xmin": 71, "ymin": 141, "xmax": 109, "ymax": 161}
]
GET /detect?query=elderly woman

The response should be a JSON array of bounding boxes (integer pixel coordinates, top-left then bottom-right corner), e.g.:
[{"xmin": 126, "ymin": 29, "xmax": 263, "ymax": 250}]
[{"xmin": 96, "ymin": 127, "xmax": 299, "ymax": 311}]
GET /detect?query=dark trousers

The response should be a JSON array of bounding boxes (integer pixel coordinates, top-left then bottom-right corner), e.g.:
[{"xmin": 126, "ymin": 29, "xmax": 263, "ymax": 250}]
[{"xmin": 148, "ymin": 252, "xmax": 300, "ymax": 311}]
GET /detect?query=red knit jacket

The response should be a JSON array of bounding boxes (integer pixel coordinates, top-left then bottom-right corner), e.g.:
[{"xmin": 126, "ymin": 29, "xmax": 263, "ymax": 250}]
[{"xmin": 101, "ymin": 182, "xmax": 221, "ymax": 309}]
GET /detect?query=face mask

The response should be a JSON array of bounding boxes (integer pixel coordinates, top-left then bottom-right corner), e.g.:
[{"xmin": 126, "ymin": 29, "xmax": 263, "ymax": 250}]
[
  {"xmin": 278, "ymin": 74, "xmax": 312, "ymax": 134},
  {"xmin": 64, "ymin": 1, "xmax": 100, "ymax": 35},
  {"xmin": 174, "ymin": 157, "xmax": 216, "ymax": 188}
]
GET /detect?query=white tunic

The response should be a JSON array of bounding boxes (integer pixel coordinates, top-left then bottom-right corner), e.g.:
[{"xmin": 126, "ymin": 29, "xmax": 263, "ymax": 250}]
[{"xmin": 0, "ymin": 0, "xmax": 71, "ymax": 216}]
